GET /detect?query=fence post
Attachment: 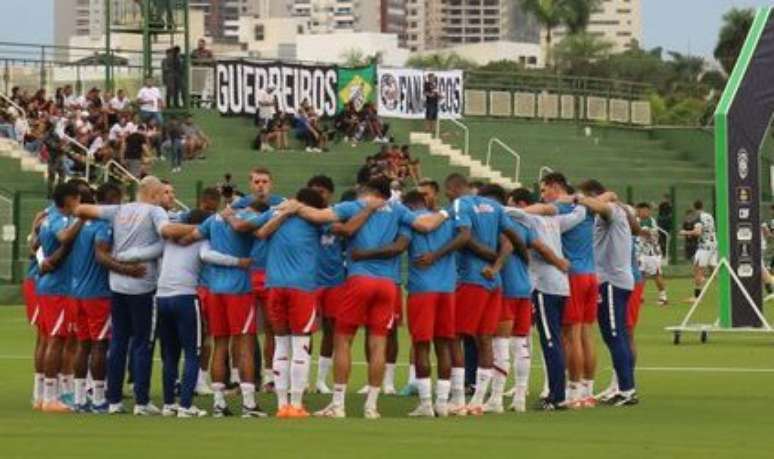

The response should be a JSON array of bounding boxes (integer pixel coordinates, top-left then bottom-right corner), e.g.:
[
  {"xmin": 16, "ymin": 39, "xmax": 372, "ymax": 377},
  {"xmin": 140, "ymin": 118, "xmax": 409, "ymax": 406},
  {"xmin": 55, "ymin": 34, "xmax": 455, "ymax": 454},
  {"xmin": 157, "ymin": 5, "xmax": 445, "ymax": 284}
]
[
  {"xmin": 11, "ymin": 191, "xmax": 21, "ymax": 284},
  {"xmin": 669, "ymin": 185, "xmax": 678, "ymax": 265}
]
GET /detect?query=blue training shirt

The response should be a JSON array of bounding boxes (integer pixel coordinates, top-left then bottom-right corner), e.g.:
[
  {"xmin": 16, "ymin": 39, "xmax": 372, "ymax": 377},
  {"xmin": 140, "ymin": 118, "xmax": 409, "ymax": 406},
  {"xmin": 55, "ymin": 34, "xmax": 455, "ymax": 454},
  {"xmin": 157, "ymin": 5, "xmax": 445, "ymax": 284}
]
[
  {"xmin": 266, "ymin": 214, "xmax": 322, "ymax": 292},
  {"xmin": 198, "ymin": 213, "xmax": 264, "ymax": 294},
  {"xmin": 556, "ymin": 202, "xmax": 595, "ymax": 275},
  {"xmin": 36, "ymin": 207, "xmax": 72, "ymax": 296},
  {"xmin": 317, "ymin": 223, "xmax": 346, "ymax": 288},
  {"xmin": 405, "ymin": 209, "xmax": 457, "ymax": 294},
  {"xmin": 501, "ymin": 218, "xmax": 538, "ymax": 299},
  {"xmin": 70, "ymin": 219, "xmax": 112, "ymax": 299},
  {"xmin": 453, "ymin": 195, "xmax": 516, "ymax": 291},
  {"xmin": 333, "ymin": 199, "xmax": 417, "ymax": 281},
  {"xmin": 231, "ymin": 194, "xmax": 285, "ymax": 271}
]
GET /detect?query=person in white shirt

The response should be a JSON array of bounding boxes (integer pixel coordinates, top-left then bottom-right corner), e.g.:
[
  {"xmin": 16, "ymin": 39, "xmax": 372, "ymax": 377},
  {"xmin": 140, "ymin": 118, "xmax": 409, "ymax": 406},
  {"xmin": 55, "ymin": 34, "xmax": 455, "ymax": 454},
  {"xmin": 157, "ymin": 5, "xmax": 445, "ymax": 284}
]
[{"xmin": 137, "ymin": 78, "xmax": 164, "ymax": 125}]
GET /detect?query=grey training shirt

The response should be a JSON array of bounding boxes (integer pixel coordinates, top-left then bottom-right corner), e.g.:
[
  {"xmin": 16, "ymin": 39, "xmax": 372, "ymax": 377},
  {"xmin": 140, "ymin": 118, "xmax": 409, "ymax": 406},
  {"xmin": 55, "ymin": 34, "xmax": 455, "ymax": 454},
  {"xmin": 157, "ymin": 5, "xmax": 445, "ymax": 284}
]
[{"xmin": 593, "ymin": 203, "xmax": 634, "ymax": 290}]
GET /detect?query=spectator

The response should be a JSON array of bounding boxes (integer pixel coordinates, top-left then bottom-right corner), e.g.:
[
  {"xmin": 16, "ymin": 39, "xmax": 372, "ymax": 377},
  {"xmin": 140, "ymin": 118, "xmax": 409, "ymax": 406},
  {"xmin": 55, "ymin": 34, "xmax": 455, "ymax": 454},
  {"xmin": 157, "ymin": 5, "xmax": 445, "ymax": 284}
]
[
  {"xmin": 334, "ymin": 101, "xmax": 359, "ymax": 142},
  {"xmin": 182, "ymin": 116, "xmax": 208, "ymax": 160},
  {"xmin": 163, "ymin": 116, "xmax": 184, "ymax": 173},
  {"xmin": 162, "ymin": 48, "xmax": 178, "ymax": 109},
  {"xmin": 108, "ymin": 89, "xmax": 130, "ymax": 126},
  {"xmin": 657, "ymin": 194, "xmax": 674, "ymax": 256},
  {"xmin": 124, "ymin": 125, "xmax": 148, "ymax": 177},
  {"xmin": 424, "ymin": 73, "xmax": 440, "ymax": 133},
  {"xmin": 191, "ymin": 38, "xmax": 214, "ymax": 63},
  {"xmin": 137, "ymin": 78, "xmax": 164, "ymax": 125},
  {"xmin": 254, "ymin": 85, "xmax": 278, "ymax": 151}
]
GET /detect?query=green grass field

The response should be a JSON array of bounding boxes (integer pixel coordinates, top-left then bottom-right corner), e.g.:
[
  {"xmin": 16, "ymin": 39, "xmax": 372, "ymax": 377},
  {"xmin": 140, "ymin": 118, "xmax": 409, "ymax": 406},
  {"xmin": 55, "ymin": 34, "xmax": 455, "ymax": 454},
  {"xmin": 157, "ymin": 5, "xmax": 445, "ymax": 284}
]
[{"xmin": 1, "ymin": 278, "xmax": 773, "ymax": 458}]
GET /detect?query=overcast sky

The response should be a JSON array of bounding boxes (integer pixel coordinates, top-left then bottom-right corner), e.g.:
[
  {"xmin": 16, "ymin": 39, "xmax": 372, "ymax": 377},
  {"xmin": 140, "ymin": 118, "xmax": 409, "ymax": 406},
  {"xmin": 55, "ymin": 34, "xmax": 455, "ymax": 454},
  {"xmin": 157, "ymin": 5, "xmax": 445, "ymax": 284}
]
[{"xmin": 0, "ymin": 0, "xmax": 772, "ymax": 59}]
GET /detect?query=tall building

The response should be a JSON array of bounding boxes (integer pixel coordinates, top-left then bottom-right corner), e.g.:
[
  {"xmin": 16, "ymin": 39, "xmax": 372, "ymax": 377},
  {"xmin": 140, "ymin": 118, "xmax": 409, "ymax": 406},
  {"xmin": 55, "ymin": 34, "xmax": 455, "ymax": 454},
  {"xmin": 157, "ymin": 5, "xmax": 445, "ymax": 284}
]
[
  {"xmin": 190, "ymin": 0, "xmax": 262, "ymax": 42},
  {"xmin": 553, "ymin": 0, "xmax": 642, "ymax": 52},
  {"xmin": 54, "ymin": 0, "xmax": 109, "ymax": 46}
]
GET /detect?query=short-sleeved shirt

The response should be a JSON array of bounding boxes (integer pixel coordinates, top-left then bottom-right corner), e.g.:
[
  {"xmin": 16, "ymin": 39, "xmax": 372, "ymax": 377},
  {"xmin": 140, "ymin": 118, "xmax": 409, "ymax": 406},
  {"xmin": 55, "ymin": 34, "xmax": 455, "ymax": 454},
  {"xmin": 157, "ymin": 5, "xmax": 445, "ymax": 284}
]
[
  {"xmin": 98, "ymin": 202, "xmax": 169, "ymax": 295},
  {"xmin": 501, "ymin": 218, "xmax": 537, "ymax": 299},
  {"xmin": 70, "ymin": 219, "xmax": 112, "ymax": 299},
  {"xmin": 593, "ymin": 204, "xmax": 634, "ymax": 290},
  {"xmin": 198, "ymin": 213, "xmax": 263, "ymax": 294},
  {"xmin": 632, "ymin": 235, "xmax": 643, "ymax": 283},
  {"xmin": 452, "ymin": 195, "xmax": 515, "ymax": 291},
  {"xmin": 36, "ymin": 207, "xmax": 72, "ymax": 296},
  {"xmin": 231, "ymin": 194, "xmax": 286, "ymax": 270},
  {"xmin": 124, "ymin": 132, "xmax": 146, "ymax": 160},
  {"xmin": 317, "ymin": 223, "xmax": 346, "ymax": 288},
  {"xmin": 638, "ymin": 216, "xmax": 661, "ymax": 257},
  {"xmin": 333, "ymin": 199, "xmax": 417, "ymax": 280},
  {"xmin": 157, "ymin": 241, "xmax": 205, "ymax": 298},
  {"xmin": 405, "ymin": 209, "xmax": 456, "ymax": 294},
  {"xmin": 514, "ymin": 212, "xmax": 569, "ymax": 297},
  {"xmin": 137, "ymin": 86, "xmax": 162, "ymax": 112},
  {"xmin": 266, "ymin": 214, "xmax": 322, "ymax": 292},
  {"xmin": 556, "ymin": 203, "xmax": 595, "ymax": 274},
  {"xmin": 695, "ymin": 211, "xmax": 717, "ymax": 251}
]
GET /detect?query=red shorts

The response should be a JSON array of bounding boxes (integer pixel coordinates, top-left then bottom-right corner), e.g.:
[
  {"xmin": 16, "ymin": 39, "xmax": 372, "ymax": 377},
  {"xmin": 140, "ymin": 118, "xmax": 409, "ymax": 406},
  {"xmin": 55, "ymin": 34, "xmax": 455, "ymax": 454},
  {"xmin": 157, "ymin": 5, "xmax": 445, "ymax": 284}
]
[
  {"xmin": 627, "ymin": 282, "xmax": 645, "ymax": 330},
  {"xmin": 565, "ymin": 274, "xmax": 599, "ymax": 325},
  {"xmin": 71, "ymin": 297, "xmax": 111, "ymax": 341},
  {"xmin": 206, "ymin": 292, "xmax": 256, "ymax": 337},
  {"xmin": 503, "ymin": 298, "xmax": 533, "ymax": 336},
  {"xmin": 251, "ymin": 270, "xmax": 269, "ymax": 305},
  {"xmin": 196, "ymin": 286, "xmax": 210, "ymax": 316},
  {"xmin": 336, "ymin": 276, "xmax": 397, "ymax": 337},
  {"xmin": 267, "ymin": 288, "xmax": 318, "ymax": 334},
  {"xmin": 394, "ymin": 284, "xmax": 404, "ymax": 327},
  {"xmin": 407, "ymin": 292, "xmax": 455, "ymax": 342},
  {"xmin": 455, "ymin": 284, "xmax": 502, "ymax": 336},
  {"xmin": 37, "ymin": 295, "xmax": 73, "ymax": 338},
  {"xmin": 318, "ymin": 285, "xmax": 346, "ymax": 319},
  {"xmin": 22, "ymin": 278, "xmax": 39, "ymax": 326}
]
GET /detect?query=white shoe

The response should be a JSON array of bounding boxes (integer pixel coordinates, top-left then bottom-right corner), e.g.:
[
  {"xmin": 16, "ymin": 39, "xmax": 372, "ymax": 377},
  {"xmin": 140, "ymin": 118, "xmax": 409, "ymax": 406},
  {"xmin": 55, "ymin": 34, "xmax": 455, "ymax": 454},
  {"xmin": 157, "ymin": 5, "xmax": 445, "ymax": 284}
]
[
  {"xmin": 177, "ymin": 405, "xmax": 208, "ymax": 418},
  {"xmin": 447, "ymin": 403, "xmax": 468, "ymax": 417},
  {"xmin": 595, "ymin": 385, "xmax": 619, "ymax": 403},
  {"xmin": 194, "ymin": 382, "xmax": 213, "ymax": 396},
  {"xmin": 509, "ymin": 396, "xmax": 526, "ymax": 413},
  {"xmin": 434, "ymin": 402, "xmax": 449, "ymax": 418},
  {"xmin": 305, "ymin": 147, "xmax": 314, "ymax": 153},
  {"xmin": 364, "ymin": 407, "xmax": 381, "ymax": 420},
  {"xmin": 503, "ymin": 386, "xmax": 517, "ymax": 397},
  {"xmin": 383, "ymin": 385, "xmax": 396, "ymax": 395},
  {"xmin": 483, "ymin": 398, "xmax": 504, "ymax": 414},
  {"xmin": 539, "ymin": 386, "xmax": 550, "ymax": 400},
  {"xmin": 108, "ymin": 403, "xmax": 126, "ymax": 414},
  {"xmin": 162, "ymin": 403, "xmax": 179, "ymax": 417},
  {"xmin": 313, "ymin": 403, "xmax": 346, "ymax": 419},
  {"xmin": 133, "ymin": 403, "xmax": 161, "ymax": 416},
  {"xmin": 356, "ymin": 385, "xmax": 369, "ymax": 395},
  {"xmin": 408, "ymin": 403, "xmax": 435, "ymax": 418},
  {"xmin": 315, "ymin": 381, "xmax": 332, "ymax": 394}
]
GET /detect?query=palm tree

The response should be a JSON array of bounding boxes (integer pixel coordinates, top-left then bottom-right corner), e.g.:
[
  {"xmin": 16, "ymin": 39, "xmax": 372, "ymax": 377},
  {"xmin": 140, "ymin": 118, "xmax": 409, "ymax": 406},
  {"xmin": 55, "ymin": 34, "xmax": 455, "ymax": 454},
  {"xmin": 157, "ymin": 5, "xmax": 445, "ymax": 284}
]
[
  {"xmin": 520, "ymin": 0, "xmax": 566, "ymax": 66},
  {"xmin": 714, "ymin": 7, "xmax": 755, "ymax": 75},
  {"xmin": 406, "ymin": 52, "xmax": 477, "ymax": 70},
  {"xmin": 553, "ymin": 32, "xmax": 613, "ymax": 75},
  {"xmin": 562, "ymin": 0, "xmax": 602, "ymax": 34}
]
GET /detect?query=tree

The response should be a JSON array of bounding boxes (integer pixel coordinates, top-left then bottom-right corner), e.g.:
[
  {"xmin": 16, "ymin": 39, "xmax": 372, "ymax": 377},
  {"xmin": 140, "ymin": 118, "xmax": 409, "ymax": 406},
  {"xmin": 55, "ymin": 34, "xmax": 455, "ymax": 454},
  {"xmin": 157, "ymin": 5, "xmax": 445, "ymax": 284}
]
[
  {"xmin": 405, "ymin": 52, "xmax": 477, "ymax": 70},
  {"xmin": 714, "ymin": 7, "xmax": 755, "ymax": 75},
  {"xmin": 561, "ymin": 0, "xmax": 602, "ymax": 34},
  {"xmin": 553, "ymin": 32, "xmax": 613, "ymax": 75},
  {"xmin": 520, "ymin": 0, "xmax": 566, "ymax": 65}
]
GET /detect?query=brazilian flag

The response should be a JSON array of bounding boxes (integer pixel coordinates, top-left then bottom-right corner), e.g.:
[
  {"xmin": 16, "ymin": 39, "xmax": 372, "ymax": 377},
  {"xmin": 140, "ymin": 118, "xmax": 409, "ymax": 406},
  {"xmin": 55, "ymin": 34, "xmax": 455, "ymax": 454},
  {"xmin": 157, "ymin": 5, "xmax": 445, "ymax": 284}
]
[{"xmin": 336, "ymin": 65, "xmax": 376, "ymax": 113}]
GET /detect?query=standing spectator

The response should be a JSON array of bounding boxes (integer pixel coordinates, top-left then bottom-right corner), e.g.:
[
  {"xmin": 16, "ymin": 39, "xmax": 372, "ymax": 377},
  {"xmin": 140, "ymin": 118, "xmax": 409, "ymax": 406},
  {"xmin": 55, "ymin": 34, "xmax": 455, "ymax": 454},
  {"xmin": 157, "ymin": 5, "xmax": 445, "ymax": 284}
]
[
  {"xmin": 254, "ymin": 85, "xmax": 277, "ymax": 151},
  {"xmin": 172, "ymin": 46, "xmax": 185, "ymax": 108},
  {"xmin": 164, "ymin": 116, "xmax": 184, "ymax": 173},
  {"xmin": 190, "ymin": 38, "xmax": 213, "ymax": 63},
  {"xmin": 44, "ymin": 123, "xmax": 67, "ymax": 197},
  {"xmin": 124, "ymin": 125, "xmax": 148, "ymax": 178},
  {"xmin": 162, "ymin": 48, "xmax": 178, "ymax": 109},
  {"xmin": 137, "ymin": 78, "xmax": 164, "ymax": 125},
  {"xmin": 424, "ymin": 73, "xmax": 440, "ymax": 133},
  {"xmin": 182, "ymin": 115, "xmax": 208, "ymax": 160}
]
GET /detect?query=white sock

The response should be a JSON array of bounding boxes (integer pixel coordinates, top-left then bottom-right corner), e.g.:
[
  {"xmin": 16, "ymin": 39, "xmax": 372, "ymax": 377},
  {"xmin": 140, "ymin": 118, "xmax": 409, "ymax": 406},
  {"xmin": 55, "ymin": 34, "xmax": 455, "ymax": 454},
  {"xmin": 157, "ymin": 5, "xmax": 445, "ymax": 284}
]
[
  {"xmin": 92, "ymin": 380, "xmax": 106, "ymax": 405},
  {"xmin": 290, "ymin": 335, "xmax": 311, "ymax": 407},
  {"xmin": 212, "ymin": 382, "xmax": 226, "ymax": 407},
  {"xmin": 33, "ymin": 373, "xmax": 45, "ymax": 403},
  {"xmin": 316, "ymin": 356, "xmax": 332, "ymax": 385},
  {"xmin": 450, "ymin": 367, "xmax": 465, "ymax": 406},
  {"xmin": 607, "ymin": 371, "xmax": 619, "ymax": 393},
  {"xmin": 567, "ymin": 381, "xmax": 580, "ymax": 402},
  {"xmin": 240, "ymin": 382, "xmax": 256, "ymax": 409},
  {"xmin": 262, "ymin": 367, "xmax": 274, "ymax": 384},
  {"xmin": 435, "ymin": 379, "xmax": 451, "ymax": 406},
  {"xmin": 491, "ymin": 337, "xmax": 510, "ymax": 403},
  {"xmin": 383, "ymin": 363, "xmax": 396, "ymax": 390},
  {"xmin": 408, "ymin": 364, "xmax": 417, "ymax": 386},
  {"xmin": 540, "ymin": 353, "xmax": 549, "ymax": 396},
  {"xmin": 470, "ymin": 368, "xmax": 493, "ymax": 406},
  {"xmin": 416, "ymin": 377, "xmax": 432, "ymax": 405},
  {"xmin": 230, "ymin": 367, "xmax": 241, "ymax": 384},
  {"xmin": 582, "ymin": 379, "xmax": 594, "ymax": 398},
  {"xmin": 59, "ymin": 374, "xmax": 74, "ymax": 394},
  {"xmin": 333, "ymin": 383, "xmax": 346, "ymax": 408},
  {"xmin": 197, "ymin": 369, "xmax": 210, "ymax": 386},
  {"xmin": 658, "ymin": 289, "xmax": 667, "ymax": 300},
  {"xmin": 365, "ymin": 386, "xmax": 380, "ymax": 411},
  {"xmin": 74, "ymin": 378, "xmax": 87, "ymax": 406},
  {"xmin": 512, "ymin": 336, "xmax": 531, "ymax": 393},
  {"xmin": 273, "ymin": 335, "xmax": 291, "ymax": 409},
  {"xmin": 44, "ymin": 377, "xmax": 58, "ymax": 403}
]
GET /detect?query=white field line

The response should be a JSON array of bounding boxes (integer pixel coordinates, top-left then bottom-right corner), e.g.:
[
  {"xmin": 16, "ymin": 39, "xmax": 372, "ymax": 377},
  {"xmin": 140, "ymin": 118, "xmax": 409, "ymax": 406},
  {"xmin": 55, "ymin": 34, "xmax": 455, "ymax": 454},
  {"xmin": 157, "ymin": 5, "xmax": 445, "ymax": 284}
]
[{"xmin": 0, "ymin": 354, "xmax": 773, "ymax": 373}]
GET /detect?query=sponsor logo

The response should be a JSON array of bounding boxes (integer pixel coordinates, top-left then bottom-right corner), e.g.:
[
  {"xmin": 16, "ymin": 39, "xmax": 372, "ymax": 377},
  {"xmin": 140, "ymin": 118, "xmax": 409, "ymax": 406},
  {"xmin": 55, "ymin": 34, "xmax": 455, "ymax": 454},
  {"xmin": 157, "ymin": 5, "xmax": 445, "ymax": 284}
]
[{"xmin": 737, "ymin": 148, "xmax": 750, "ymax": 180}]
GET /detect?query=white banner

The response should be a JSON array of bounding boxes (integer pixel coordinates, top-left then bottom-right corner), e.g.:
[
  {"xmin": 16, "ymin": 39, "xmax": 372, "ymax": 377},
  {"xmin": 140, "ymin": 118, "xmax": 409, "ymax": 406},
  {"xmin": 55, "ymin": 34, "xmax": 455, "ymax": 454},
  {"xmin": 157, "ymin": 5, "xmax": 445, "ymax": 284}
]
[{"xmin": 377, "ymin": 67, "xmax": 463, "ymax": 119}]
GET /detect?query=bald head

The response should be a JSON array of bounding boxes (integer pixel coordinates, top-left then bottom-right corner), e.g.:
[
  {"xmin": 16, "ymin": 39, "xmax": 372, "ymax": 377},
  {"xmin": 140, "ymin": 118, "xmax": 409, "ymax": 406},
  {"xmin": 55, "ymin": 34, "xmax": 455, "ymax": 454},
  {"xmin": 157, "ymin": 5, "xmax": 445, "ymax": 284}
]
[{"xmin": 138, "ymin": 175, "xmax": 164, "ymax": 205}]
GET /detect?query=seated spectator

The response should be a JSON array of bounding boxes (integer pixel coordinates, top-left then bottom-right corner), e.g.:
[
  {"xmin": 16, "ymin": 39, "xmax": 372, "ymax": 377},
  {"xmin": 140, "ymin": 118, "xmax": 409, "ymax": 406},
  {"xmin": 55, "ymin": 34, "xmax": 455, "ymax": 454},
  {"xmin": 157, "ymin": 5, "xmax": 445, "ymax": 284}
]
[
  {"xmin": 182, "ymin": 116, "xmax": 208, "ymax": 160},
  {"xmin": 334, "ymin": 102, "xmax": 359, "ymax": 142}
]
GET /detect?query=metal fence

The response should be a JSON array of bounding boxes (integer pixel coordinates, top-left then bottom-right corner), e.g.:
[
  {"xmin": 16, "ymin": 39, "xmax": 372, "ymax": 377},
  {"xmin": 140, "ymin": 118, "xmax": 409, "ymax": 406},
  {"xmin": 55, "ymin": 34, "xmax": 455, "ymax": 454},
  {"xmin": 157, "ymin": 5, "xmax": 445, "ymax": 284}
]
[{"xmin": 0, "ymin": 187, "xmax": 48, "ymax": 283}]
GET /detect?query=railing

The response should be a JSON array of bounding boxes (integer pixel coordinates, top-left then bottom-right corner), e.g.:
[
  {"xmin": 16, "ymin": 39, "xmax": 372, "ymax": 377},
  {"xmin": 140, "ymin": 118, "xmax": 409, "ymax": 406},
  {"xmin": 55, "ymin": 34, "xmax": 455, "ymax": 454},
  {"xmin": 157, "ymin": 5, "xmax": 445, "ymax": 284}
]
[
  {"xmin": 657, "ymin": 227, "xmax": 672, "ymax": 266},
  {"xmin": 538, "ymin": 166, "xmax": 554, "ymax": 183},
  {"xmin": 435, "ymin": 117, "xmax": 470, "ymax": 156},
  {"xmin": 0, "ymin": 92, "xmax": 26, "ymax": 119},
  {"xmin": 102, "ymin": 159, "xmax": 189, "ymax": 211},
  {"xmin": 60, "ymin": 133, "xmax": 94, "ymax": 179},
  {"xmin": 486, "ymin": 137, "xmax": 520, "ymax": 184}
]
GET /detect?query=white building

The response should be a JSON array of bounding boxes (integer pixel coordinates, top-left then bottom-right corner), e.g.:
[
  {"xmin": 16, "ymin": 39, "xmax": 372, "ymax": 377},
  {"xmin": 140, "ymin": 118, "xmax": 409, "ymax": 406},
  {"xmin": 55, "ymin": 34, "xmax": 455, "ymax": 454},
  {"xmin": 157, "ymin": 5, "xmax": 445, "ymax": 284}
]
[
  {"xmin": 414, "ymin": 41, "xmax": 543, "ymax": 68},
  {"xmin": 296, "ymin": 32, "xmax": 409, "ymax": 66},
  {"xmin": 553, "ymin": 0, "xmax": 642, "ymax": 52}
]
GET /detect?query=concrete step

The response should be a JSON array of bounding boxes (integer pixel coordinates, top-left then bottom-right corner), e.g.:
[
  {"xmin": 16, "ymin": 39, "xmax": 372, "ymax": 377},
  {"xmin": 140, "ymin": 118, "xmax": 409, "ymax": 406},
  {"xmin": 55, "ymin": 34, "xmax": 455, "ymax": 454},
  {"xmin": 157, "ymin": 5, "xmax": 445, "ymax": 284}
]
[{"xmin": 409, "ymin": 132, "xmax": 434, "ymax": 144}]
